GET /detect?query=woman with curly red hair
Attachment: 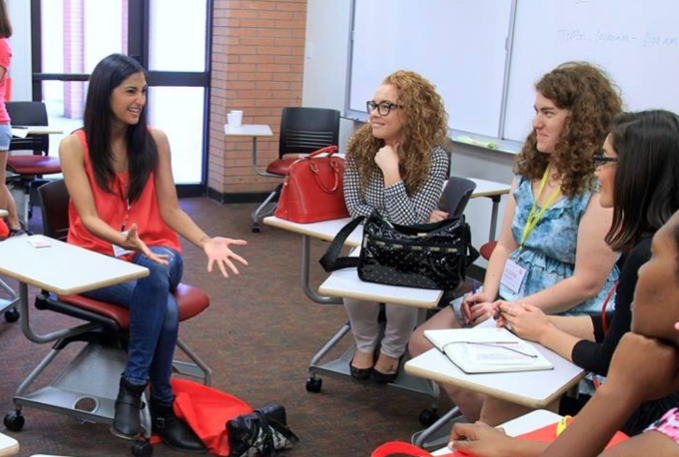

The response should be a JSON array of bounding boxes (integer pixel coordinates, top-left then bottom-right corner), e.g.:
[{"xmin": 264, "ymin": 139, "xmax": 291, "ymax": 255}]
[
  {"xmin": 343, "ymin": 70, "xmax": 449, "ymax": 383},
  {"xmin": 409, "ymin": 62, "xmax": 622, "ymax": 421}
]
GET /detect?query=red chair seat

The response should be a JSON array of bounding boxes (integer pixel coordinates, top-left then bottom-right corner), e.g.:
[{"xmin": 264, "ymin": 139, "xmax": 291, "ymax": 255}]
[
  {"xmin": 480, "ymin": 240, "xmax": 498, "ymax": 261},
  {"xmin": 58, "ymin": 283, "xmax": 210, "ymax": 331},
  {"xmin": 7, "ymin": 155, "xmax": 61, "ymax": 175},
  {"xmin": 265, "ymin": 157, "xmax": 298, "ymax": 176}
]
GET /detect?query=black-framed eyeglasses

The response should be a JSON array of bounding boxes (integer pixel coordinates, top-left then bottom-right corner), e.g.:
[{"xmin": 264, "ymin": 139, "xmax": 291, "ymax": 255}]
[
  {"xmin": 366, "ymin": 100, "xmax": 403, "ymax": 116},
  {"xmin": 592, "ymin": 153, "xmax": 618, "ymax": 170}
]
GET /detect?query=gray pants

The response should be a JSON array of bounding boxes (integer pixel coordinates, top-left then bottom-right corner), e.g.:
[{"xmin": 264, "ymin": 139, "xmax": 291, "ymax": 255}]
[{"xmin": 343, "ymin": 298, "xmax": 420, "ymax": 359}]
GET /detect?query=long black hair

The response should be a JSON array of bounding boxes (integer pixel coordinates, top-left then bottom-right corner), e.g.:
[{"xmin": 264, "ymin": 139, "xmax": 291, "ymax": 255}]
[
  {"xmin": 0, "ymin": 0, "xmax": 12, "ymax": 38},
  {"xmin": 606, "ymin": 110, "xmax": 679, "ymax": 252},
  {"xmin": 83, "ymin": 53, "xmax": 157, "ymax": 202}
]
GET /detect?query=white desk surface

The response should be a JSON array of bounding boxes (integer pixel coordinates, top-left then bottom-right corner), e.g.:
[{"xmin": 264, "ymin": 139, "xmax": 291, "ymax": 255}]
[
  {"xmin": 431, "ymin": 409, "xmax": 562, "ymax": 455},
  {"xmin": 405, "ymin": 338, "xmax": 584, "ymax": 409},
  {"xmin": 468, "ymin": 178, "xmax": 511, "ymax": 199},
  {"xmin": 263, "ymin": 176, "xmax": 509, "ymax": 244},
  {"xmin": 11, "ymin": 126, "xmax": 63, "ymax": 137},
  {"xmin": 319, "ymin": 267, "xmax": 442, "ymax": 309},
  {"xmin": 0, "ymin": 235, "xmax": 148, "ymax": 295},
  {"xmin": 224, "ymin": 124, "xmax": 273, "ymax": 137},
  {"xmin": 0, "ymin": 432, "xmax": 18, "ymax": 457},
  {"xmin": 264, "ymin": 216, "xmax": 362, "ymax": 247}
]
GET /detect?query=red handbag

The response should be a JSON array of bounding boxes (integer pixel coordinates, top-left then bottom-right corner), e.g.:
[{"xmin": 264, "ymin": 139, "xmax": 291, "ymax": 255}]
[{"xmin": 274, "ymin": 145, "xmax": 349, "ymax": 223}]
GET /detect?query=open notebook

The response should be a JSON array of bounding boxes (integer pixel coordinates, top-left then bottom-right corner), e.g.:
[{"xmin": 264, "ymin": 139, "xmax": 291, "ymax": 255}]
[{"xmin": 424, "ymin": 327, "xmax": 553, "ymax": 374}]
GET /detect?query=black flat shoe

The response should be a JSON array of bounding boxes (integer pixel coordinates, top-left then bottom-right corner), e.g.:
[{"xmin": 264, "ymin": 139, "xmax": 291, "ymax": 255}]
[
  {"xmin": 349, "ymin": 361, "xmax": 373, "ymax": 381},
  {"xmin": 370, "ymin": 367, "xmax": 398, "ymax": 384}
]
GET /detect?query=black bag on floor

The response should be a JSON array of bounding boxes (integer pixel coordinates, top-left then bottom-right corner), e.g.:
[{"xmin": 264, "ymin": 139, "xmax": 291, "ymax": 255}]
[{"xmin": 226, "ymin": 404, "xmax": 299, "ymax": 457}]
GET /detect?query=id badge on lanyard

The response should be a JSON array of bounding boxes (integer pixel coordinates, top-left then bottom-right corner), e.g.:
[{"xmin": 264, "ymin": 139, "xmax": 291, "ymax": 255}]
[
  {"xmin": 503, "ymin": 166, "xmax": 559, "ymax": 295},
  {"xmin": 501, "ymin": 259, "xmax": 527, "ymax": 294}
]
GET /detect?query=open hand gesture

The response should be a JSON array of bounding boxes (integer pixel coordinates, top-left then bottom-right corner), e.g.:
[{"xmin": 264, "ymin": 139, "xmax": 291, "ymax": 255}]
[
  {"xmin": 202, "ymin": 237, "xmax": 249, "ymax": 278},
  {"xmin": 123, "ymin": 224, "xmax": 169, "ymax": 265}
]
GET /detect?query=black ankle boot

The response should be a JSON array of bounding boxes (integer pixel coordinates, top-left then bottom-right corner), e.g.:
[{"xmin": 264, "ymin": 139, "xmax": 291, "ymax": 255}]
[
  {"xmin": 151, "ymin": 398, "xmax": 207, "ymax": 454},
  {"xmin": 111, "ymin": 377, "xmax": 147, "ymax": 440}
]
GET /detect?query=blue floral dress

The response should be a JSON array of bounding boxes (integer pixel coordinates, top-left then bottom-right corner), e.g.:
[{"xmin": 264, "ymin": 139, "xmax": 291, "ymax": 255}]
[{"xmin": 498, "ymin": 176, "xmax": 619, "ymax": 316}]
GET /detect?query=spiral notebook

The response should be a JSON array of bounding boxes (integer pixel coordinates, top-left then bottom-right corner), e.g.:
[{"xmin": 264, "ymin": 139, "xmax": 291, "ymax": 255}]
[{"xmin": 424, "ymin": 327, "xmax": 553, "ymax": 374}]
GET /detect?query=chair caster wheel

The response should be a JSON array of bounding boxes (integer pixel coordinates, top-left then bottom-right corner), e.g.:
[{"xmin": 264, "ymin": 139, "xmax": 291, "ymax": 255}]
[
  {"xmin": 131, "ymin": 439, "xmax": 153, "ymax": 457},
  {"xmin": 4, "ymin": 411, "xmax": 25, "ymax": 431},
  {"xmin": 252, "ymin": 224, "xmax": 261, "ymax": 233},
  {"xmin": 4, "ymin": 307, "xmax": 19, "ymax": 322},
  {"xmin": 419, "ymin": 408, "xmax": 439, "ymax": 427},
  {"xmin": 306, "ymin": 377, "xmax": 322, "ymax": 393}
]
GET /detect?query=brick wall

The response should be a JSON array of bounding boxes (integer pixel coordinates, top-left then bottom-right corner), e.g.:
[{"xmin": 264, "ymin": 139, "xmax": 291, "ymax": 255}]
[{"xmin": 209, "ymin": 0, "xmax": 308, "ymax": 200}]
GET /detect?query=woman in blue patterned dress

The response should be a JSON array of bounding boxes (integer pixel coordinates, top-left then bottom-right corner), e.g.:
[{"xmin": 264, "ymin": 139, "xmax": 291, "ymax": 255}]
[{"xmin": 409, "ymin": 62, "xmax": 622, "ymax": 421}]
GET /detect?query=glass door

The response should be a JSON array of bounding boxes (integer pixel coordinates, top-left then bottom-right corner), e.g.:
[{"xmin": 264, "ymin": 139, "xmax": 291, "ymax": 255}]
[{"xmin": 32, "ymin": 0, "xmax": 211, "ymax": 190}]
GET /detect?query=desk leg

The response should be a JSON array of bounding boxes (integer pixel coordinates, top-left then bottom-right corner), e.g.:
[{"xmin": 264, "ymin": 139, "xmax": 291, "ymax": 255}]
[
  {"xmin": 488, "ymin": 195, "xmax": 501, "ymax": 242},
  {"xmin": 252, "ymin": 136, "xmax": 258, "ymax": 166},
  {"xmin": 0, "ymin": 277, "xmax": 18, "ymax": 317},
  {"xmin": 412, "ymin": 405, "xmax": 461, "ymax": 449},
  {"xmin": 301, "ymin": 235, "xmax": 342, "ymax": 305},
  {"xmin": 18, "ymin": 283, "xmax": 98, "ymax": 344}
]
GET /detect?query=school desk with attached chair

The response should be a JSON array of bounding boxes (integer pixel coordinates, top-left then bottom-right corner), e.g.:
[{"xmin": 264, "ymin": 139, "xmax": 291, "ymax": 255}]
[
  {"xmin": 0, "ymin": 230, "xmax": 212, "ymax": 457},
  {"xmin": 405, "ymin": 319, "xmax": 585, "ymax": 449},
  {"xmin": 261, "ymin": 178, "xmax": 496, "ymax": 412},
  {"xmin": 263, "ymin": 213, "xmax": 443, "ymax": 400}
]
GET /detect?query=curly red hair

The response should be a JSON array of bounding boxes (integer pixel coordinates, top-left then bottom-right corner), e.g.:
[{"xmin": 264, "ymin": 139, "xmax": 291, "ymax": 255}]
[
  {"xmin": 515, "ymin": 62, "xmax": 622, "ymax": 197},
  {"xmin": 347, "ymin": 70, "xmax": 448, "ymax": 195}
]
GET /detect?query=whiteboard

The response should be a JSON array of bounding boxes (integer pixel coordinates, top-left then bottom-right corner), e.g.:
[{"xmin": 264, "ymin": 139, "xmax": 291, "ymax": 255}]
[
  {"xmin": 348, "ymin": 0, "xmax": 512, "ymax": 138},
  {"xmin": 504, "ymin": 0, "xmax": 679, "ymax": 142}
]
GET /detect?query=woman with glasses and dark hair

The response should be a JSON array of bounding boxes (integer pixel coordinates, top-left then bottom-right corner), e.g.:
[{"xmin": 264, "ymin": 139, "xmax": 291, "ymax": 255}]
[
  {"xmin": 60, "ymin": 54, "xmax": 248, "ymax": 452},
  {"xmin": 410, "ymin": 62, "xmax": 622, "ymax": 422},
  {"xmin": 446, "ymin": 111, "xmax": 679, "ymax": 456},
  {"xmin": 343, "ymin": 70, "xmax": 449, "ymax": 383}
]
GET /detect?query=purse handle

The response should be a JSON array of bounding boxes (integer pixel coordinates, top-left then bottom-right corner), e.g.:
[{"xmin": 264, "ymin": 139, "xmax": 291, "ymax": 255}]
[
  {"xmin": 319, "ymin": 215, "xmax": 364, "ymax": 272},
  {"xmin": 309, "ymin": 160, "xmax": 342, "ymax": 193},
  {"xmin": 371, "ymin": 441, "xmax": 453, "ymax": 457},
  {"xmin": 305, "ymin": 145, "xmax": 338, "ymax": 158}
]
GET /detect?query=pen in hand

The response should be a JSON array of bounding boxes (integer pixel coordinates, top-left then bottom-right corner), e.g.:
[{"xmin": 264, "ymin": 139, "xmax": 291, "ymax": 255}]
[{"xmin": 463, "ymin": 280, "xmax": 480, "ymax": 325}]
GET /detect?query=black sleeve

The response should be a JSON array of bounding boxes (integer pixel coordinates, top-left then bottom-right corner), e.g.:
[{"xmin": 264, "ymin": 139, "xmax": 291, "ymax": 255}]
[{"xmin": 571, "ymin": 238, "xmax": 652, "ymax": 376}]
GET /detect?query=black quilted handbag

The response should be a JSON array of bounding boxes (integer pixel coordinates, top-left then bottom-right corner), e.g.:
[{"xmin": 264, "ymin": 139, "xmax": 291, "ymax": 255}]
[
  {"xmin": 320, "ymin": 211, "xmax": 478, "ymax": 291},
  {"xmin": 226, "ymin": 404, "xmax": 299, "ymax": 457}
]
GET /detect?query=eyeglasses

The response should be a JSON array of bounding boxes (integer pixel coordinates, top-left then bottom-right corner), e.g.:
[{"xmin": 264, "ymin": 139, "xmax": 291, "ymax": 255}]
[
  {"xmin": 366, "ymin": 100, "xmax": 403, "ymax": 116},
  {"xmin": 592, "ymin": 153, "xmax": 618, "ymax": 170}
]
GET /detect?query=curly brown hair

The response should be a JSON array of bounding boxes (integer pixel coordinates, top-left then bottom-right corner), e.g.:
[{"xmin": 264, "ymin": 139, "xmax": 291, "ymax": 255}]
[
  {"xmin": 514, "ymin": 62, "xmax": 622, "ymax": 197},
  {"xmin": 346, "ymin": 70, "xmax": 448, "ymax": 195}
]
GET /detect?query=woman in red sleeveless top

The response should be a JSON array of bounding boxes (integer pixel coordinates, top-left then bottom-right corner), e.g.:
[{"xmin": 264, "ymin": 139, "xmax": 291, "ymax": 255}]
[{"xmin": 59, "ymin": 54, "xmax": 248, "ymax": 453}]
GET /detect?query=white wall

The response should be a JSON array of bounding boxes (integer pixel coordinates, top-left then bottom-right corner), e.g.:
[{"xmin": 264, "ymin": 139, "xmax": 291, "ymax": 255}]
[
  {"xmin": 302, "ymin": 0, "xmax": 514, "ymax": 267},
  {"xmin": 7, "ymin": 0, "xmax": 32, "ymax": 101}
]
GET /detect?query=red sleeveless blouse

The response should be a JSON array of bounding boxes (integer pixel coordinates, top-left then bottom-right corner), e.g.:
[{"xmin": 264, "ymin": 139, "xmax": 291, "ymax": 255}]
[{"xmin": 67, "ymin": 130, "xmax": 181, "ymax": 258}]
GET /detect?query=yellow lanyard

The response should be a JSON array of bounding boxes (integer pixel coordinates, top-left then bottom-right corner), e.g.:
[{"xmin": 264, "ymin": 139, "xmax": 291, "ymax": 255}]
[{"xmin": 520, "ymin": 165, "xmax": 560, "ymax": 248}]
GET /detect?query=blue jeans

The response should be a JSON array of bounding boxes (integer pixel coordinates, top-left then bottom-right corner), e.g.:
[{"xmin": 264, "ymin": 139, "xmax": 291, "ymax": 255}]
[{"xmin": 83, "ymin": 246, "xmax": 183, "ymax": 404}]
